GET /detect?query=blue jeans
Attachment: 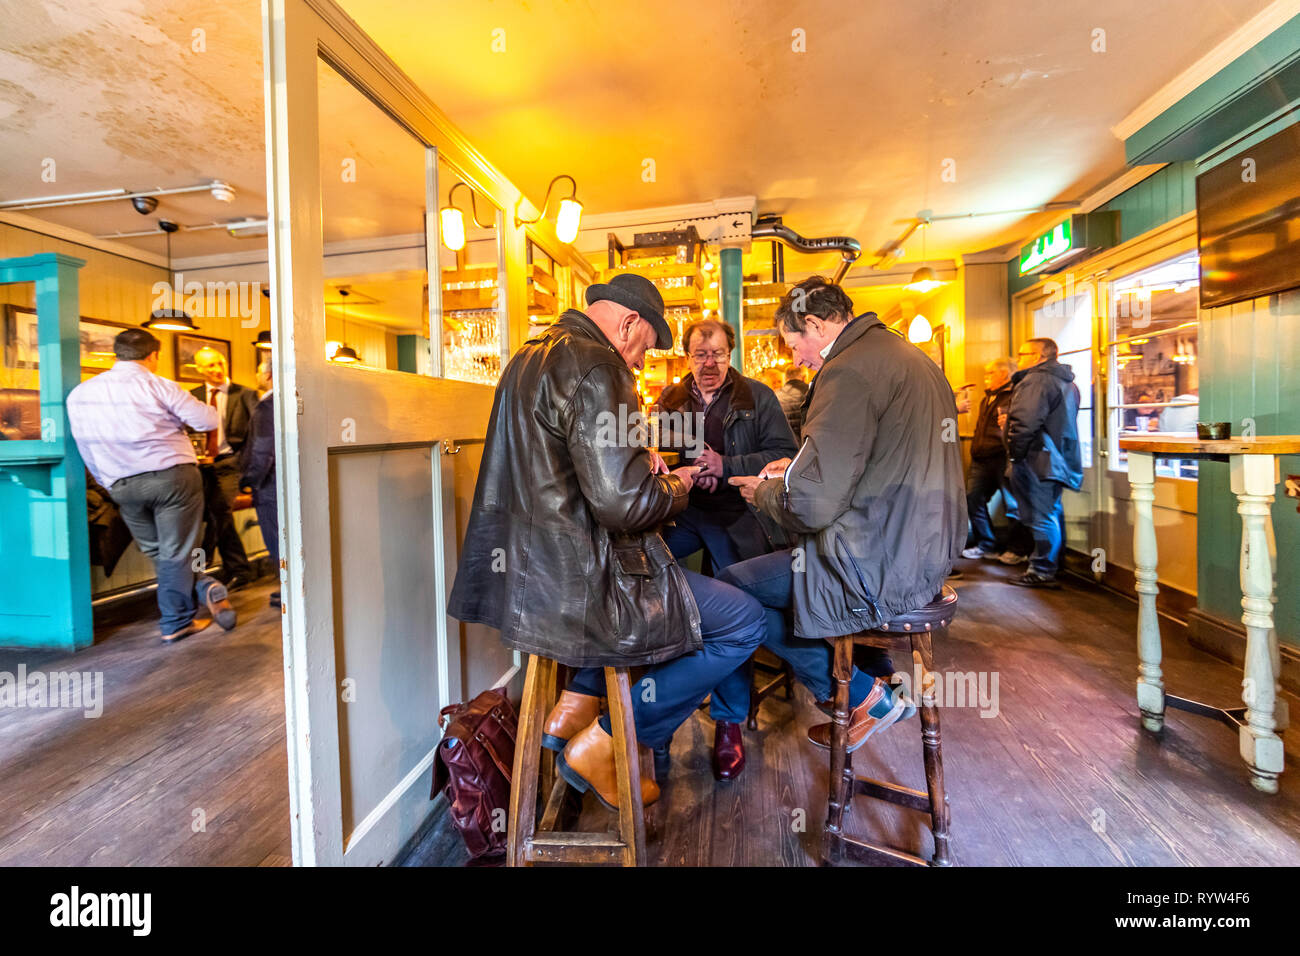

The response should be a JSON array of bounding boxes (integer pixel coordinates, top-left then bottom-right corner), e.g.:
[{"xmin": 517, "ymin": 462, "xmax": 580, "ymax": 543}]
[
  {"xmin": 1009, "ymin": 461, "xmax": 1065, "ymax": 577},
  {"xmin": 661, "ymin": 505, "xmax": 744, "ymax": 572},
  {"xmin": 712, "ymin": 551, "xmax": 892, "ymax": 716},
  {"xmin": 568, "ymin": 569, "xmax": 765, "ymax": 748},
  {"xmin": 966, "ymin": 456, "xmax": 1028, "ymax": 554},
  {"xmin": 111, "ymin": 463, "xmax": 224, "ymax": 634},
  {"xmin": 662, "ymin": 505, "xmax": 750, "ymax": 719}
]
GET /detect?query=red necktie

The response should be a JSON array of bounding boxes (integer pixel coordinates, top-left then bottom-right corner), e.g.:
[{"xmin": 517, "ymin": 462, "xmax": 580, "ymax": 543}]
[{"xmin": 205, "ymin": 389, "xmax": 220, "ymax": 459}]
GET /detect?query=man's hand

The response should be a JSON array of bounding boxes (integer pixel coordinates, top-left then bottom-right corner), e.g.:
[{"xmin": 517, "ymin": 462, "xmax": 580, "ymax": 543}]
[
  {"xmin": 648, "ymin": 450, "xmax": 669, "ymax": 475},
  {"xmin": 670, "ymin": 465, "xmax": 697, "ymax": 494},
  {"xmin": 759, "ymin": 457, "xmax": 792, "ymax": 479},
  {"xmin": 695, "ymin": 445, "xmax": 724, "ymax": 478},
  {"xmin": 728, "ymin": 475, "xmax": 764, "ymax": 504},
  {"xmin": 695, "ymin": 474, "xmax": 718, "ymax": 493},
  {"xmin": 955, "ymin": 390, "xmax": 972, "ymax": 414}
]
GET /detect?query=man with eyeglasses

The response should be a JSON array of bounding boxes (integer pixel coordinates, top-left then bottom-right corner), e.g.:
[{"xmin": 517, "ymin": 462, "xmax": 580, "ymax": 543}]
[
  {"xmin": 653, "ymin": 317, "xmax": 798, "ymax": 780},
  {"xmin": 1003, "ymin": 337, "xmax": 1083, "ymax": 588}
]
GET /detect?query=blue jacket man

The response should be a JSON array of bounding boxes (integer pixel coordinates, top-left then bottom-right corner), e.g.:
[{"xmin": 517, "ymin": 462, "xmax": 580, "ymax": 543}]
[{"xmin": 1004, "ymin": 337, "xmax": 1083, "ymax": 587}]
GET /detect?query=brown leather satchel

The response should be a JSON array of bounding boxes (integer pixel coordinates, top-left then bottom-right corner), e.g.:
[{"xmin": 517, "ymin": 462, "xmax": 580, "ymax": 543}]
[{"xmin": 430, "ymin": 687, "xmax": 517, "ymax": 862}]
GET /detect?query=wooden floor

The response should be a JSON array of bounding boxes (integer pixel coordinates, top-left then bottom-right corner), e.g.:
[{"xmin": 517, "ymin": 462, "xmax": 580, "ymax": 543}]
[
  {"xmin": 411, "ymin": 559, "xmax": 1300, "ymax": 867},
  {"xmin": 5, "ymin": 560, "xmax": 1300, "ymax": 867},
  {"xmin": 0, "ymin": 580, "xmax": 292, "ymax": 866}
]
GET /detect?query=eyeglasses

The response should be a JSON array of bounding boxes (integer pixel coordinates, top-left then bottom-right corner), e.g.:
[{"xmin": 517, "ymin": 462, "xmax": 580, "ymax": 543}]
[{"xmin": 689, "ymin": 349, "xmax": 729, "ymax": 364}]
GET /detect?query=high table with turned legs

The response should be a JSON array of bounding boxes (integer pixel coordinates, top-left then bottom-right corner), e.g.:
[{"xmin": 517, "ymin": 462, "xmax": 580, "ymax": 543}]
[{"xmin": 1119, "ymin": 435, "xmax": 1300, "ymax": 793}]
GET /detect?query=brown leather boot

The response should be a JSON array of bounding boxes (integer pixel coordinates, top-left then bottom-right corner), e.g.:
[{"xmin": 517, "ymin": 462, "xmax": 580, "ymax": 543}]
[
  {"xmin": 807, "ymin": 679, "xmax": 907, "ymax": 753},
  {"xmin": 557, "ymin": 718, "xmax": 661, "ymax": 811},
  {"xmin": 542, "ymin": 690, "xmax": 602, "ymax": 752}
]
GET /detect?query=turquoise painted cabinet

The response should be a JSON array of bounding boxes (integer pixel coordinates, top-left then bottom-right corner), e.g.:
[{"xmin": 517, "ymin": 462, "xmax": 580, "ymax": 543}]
[{"xmin": 0, "ymin": 253, "xmax": 93, "ymax": 652}]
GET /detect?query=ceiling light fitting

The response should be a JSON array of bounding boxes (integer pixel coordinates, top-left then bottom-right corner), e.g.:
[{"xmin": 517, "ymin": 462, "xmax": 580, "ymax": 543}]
[
  {"xmin": 142, "ymin": 220, "xmax": 199, "ymax": 333},
  {"xmin": 514, "ymin": 174, "xmax": 583, "ymax": 244},
  {"xmin": 0, "ymin": 180, "xmax": 236, "ymax": 212}
]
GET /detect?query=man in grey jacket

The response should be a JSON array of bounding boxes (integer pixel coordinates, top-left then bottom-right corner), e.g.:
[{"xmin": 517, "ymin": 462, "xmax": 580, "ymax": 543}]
[{"xmin": 724, "ymin": 277, "xmax": 966, "ymax": 752}]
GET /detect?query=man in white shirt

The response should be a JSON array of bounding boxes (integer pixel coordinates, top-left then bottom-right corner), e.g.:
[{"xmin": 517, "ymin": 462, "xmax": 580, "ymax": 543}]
[{"xmin": 67, "ymin": 328, "xmax": 238, "ymax": 643}]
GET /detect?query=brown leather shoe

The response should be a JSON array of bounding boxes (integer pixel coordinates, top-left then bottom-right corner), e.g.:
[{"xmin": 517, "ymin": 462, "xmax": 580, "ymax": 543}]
[
  {"xmin": 542, "ymin": 690, "xmax": 602, "ymax": 752},
  {"xmin": 557, "ymin": 719, "xmax": 661, "ymax": 811},
  {"xmin": 807, "ymin": 679, "xmax": 906, "ymax": 753},
  {"xmin": 161, "ymin": 617, "xmax": 213, "ymax": 644},
  {"xmin": 712, "ymin": 721, "xmax": 745, "ymax": 781}
]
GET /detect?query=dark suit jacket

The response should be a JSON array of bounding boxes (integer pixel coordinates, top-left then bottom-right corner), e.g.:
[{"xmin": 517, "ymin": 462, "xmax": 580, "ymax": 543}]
[
  {"xmin": 190, "ymin": 382, "xmax": 259, "ymax": 452},
  {"xmin": 240, "ymin": 393, "xmax": 276, "ymax": 491}
]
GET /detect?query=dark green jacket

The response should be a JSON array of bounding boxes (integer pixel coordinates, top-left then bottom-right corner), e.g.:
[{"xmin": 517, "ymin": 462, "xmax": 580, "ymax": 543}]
[{"xmin": 753, "ymin": 314, "xmax": 966, "ymax": 639}]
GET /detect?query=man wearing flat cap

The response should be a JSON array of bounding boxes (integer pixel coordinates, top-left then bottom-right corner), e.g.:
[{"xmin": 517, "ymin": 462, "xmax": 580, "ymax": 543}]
[{"xmin": 449, "ymin": 272, "xmax": 765, "ymax": 808}]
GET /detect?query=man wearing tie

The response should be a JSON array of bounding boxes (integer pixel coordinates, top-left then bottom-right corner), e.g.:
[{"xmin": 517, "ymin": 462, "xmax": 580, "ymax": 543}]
[{"xmin": 190, "ymin": 347, "xmax": 259, "ymax": 590}]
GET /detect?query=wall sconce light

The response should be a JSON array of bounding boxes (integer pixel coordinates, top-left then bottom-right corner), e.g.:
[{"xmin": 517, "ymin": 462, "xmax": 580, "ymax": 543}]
[
  {"xmin": 907, "ymin": 314, "xmax": 933, "ymax": 344},
  {"xmin": 440, "ymin": 182, "xmax": 495, "ymax": 251},
  {"xmin": 515, "ymin": 174, "xmax": 583, "ymax": 244}
]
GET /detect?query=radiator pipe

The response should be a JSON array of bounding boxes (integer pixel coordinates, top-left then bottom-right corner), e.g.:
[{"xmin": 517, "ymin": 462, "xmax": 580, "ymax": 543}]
[{"xmin": 751, "ymin": 220, "xmax": 862, "ymax": 284}]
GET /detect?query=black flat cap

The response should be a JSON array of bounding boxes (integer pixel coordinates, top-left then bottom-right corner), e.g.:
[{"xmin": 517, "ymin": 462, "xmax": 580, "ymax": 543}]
[{"xmin": 585, "ymin": 272, "xmax": 672, "ymax": 350}]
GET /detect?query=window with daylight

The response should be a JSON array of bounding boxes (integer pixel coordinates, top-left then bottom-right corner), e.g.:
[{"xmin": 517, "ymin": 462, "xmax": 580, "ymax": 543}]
[
  {"xmin": 1030, "ymin": 289, "xmax": 1094, "ymax": 465},
  {"xmin": 1106, "ymin": 252, "xmax": 1200, "ymax": 479}
]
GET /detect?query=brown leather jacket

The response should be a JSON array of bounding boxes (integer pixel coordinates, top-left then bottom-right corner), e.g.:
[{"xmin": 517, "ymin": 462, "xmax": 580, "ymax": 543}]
[{"xmin": 447, "ymin": 310, "xmax": 701, "ymax": 667}]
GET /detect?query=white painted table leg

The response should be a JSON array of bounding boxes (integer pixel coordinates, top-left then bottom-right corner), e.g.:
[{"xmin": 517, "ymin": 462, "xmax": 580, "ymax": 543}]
[
  {"xmin": 1265, "ymin": 497, "xmax": 1288, "ymax": 732},
  {"xmin": 1130, "ymin": 451, "xmax": 1164, "ymax": 731},
  {"xmin": 1231, "ymin": 454, "xmax": 1284, "ymax": 793}
]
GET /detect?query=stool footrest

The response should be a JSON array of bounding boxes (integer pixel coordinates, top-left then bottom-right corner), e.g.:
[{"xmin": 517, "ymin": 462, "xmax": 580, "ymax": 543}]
[
  {"xmin": 852, "ymin": 776, "xmax": 931, "ymax": 813},
  {"xmin": 526, "ymin": 832, "xmax": 628, "ymax": 864},
  {"xmin": 836, "ymin": 835, "xmax": 929, "ymax": 868}
]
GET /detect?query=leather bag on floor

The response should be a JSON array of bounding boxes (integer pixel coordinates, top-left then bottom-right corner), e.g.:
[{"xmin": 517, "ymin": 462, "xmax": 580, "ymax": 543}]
[{"xmin": 430, "ymin": 687, "xmax": 517, "ymax": 862}]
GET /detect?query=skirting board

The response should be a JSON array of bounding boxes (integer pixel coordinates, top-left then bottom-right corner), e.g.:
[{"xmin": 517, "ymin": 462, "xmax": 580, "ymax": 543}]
[
  {"xmin": 1061, "ymin": 549, "xmax": 1197, "ymax": 624},
  {"xmin": 1187, "ymin": 608, "xmax": 1300, "ymax": 697}
]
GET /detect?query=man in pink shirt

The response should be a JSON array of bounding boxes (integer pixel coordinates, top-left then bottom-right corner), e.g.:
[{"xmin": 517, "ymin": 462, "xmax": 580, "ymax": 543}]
[{"xmin": 67, "ymin": 328, "xmax": 238, "ymax": 643}]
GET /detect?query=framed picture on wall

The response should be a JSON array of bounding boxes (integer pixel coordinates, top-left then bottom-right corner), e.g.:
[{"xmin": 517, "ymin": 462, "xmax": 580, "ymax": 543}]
[
  {"xmin": 174, "ymin": 333, "xmax": 231, "ymax": 383},
  {"xmin": 3, "ymin": 305, "xmax": 132, "ymax": 372}
]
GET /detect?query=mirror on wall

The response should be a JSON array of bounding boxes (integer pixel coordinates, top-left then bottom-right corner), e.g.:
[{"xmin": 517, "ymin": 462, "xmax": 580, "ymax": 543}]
[
  {"xmin": 317, "ymin": 57, "xmax": 431, "ymax": 374},
  {"xmin": 435, "ymin": 156, "xmax": 506, "ymax": 385}
]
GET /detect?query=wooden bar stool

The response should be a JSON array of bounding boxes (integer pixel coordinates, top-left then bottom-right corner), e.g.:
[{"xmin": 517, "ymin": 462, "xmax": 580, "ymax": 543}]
[
  {"xmin": 823, "ymin": 585, "xmax": 957, "ymax": 867},
  {"xmin": 508, "ymin": 654, "xmax": 647, "ymax": 866},
  {"xmin": 747, "ymin": 649, "xmax": 795, "ymax": 730}
]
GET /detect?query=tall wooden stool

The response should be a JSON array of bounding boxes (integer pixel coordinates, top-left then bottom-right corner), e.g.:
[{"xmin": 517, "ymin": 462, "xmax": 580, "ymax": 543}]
[
  {"xmin": 747, "ymin": 649, "xmax": 795, "ymax": 730},
  {"xmin": 823, "ymin": 585, "xmax": 957, "ymax": 867},
  {"xmin": 508, "ymin": 654, "xmax": 647, "ymax": 866}
]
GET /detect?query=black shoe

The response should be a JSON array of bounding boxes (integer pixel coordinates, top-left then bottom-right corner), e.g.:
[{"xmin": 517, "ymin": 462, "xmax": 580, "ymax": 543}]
[
  {"xmin": 1011, "ymin": 571, "xmax": 1061, "ymax": 589},
  {"xmin": 225, "ymin": 574, "xmax": 253, "ymax": 593},
  {"xmin": 269, "ymin": 591, "xmax": 282, "ymax": 609},
  {"xmin": 653, "ymin": 742, "xmax": 671, "ymax": 782}
]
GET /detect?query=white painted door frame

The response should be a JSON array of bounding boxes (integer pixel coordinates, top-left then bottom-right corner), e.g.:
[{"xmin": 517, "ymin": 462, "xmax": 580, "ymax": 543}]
[{"xmin": 261, "ymin": 0, "xmax": 589, "ymax": 865}]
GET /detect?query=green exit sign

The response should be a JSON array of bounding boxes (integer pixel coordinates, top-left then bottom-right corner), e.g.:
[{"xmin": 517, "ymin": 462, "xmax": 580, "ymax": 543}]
[
  {"xmin": 1020, "ymin": 219, "xmax": 1074, "ymax": 274},
  {"xmin": 1017, "ymin": 212, "xmax": 1119, "ymax": 276}
]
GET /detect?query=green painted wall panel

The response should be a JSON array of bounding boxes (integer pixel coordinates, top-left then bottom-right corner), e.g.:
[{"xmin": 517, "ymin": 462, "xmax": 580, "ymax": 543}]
[
  {"xmin": 1097, "ymin": 162, "xmax": 1196, "ymax": 244},
  {"xmin": 1197, "ymin": 289, "xmax": 1300, "ymax": 646}
]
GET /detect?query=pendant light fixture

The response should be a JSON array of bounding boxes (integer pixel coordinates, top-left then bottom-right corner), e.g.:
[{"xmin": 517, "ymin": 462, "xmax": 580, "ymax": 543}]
[
  {"xmin": 254, "ymin": 331, "xmax": 272, "ymax": 351},
  {"xmin": 331, "ymin": 288, "xmax": 359, "ymax": 364},
  {"xmin": 143, "ymin": 220, "xmax": 199, "ymax": 332},
  {"xmin": 514, "ymin": 174, "xmax": 583, "ymax": 244},
  {"xmin": 905, "ymin": 214, "xmax": 943, "ymax": 294},
  {"xmin": 440, "ymin": 182, "xmax": 495, "ymax": 252}
]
